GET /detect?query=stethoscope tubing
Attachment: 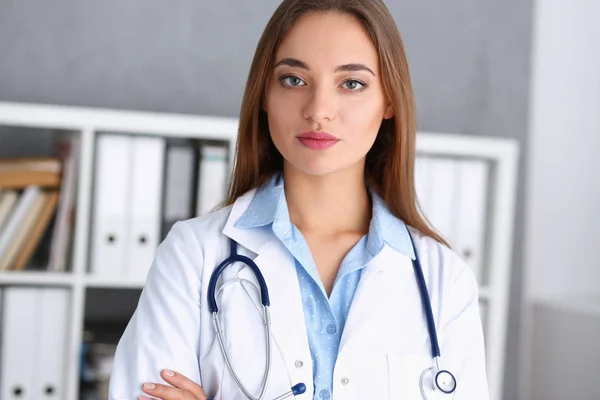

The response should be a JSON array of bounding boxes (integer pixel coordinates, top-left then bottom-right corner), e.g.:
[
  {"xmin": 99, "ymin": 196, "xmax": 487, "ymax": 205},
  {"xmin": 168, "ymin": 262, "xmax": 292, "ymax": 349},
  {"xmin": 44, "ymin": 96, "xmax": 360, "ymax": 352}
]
[
  {"xmin": 207, "ymin": 232, "xmax": 456, "ymax": 399},
  {"xmin": 212, "ymin": 308, "xmax": 273, "ymax": 400},
  {"xmin": 407, "ymin": 233, "xmax": 441, "ymax": 359},
  {"xmin": 208, "ymin": 240, "xmax": 270, "ymax": 313}
]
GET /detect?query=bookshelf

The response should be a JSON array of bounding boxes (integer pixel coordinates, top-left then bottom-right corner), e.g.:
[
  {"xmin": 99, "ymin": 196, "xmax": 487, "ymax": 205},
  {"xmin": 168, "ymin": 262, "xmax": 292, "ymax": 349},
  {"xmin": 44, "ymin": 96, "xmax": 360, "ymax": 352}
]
[
  {"xmin": 0, "ymin": 102, "xmax": 518, "ymax": 400},
  {"xmin": 0, "ymin": 102, "xmax": 238, "ymax": 400}
]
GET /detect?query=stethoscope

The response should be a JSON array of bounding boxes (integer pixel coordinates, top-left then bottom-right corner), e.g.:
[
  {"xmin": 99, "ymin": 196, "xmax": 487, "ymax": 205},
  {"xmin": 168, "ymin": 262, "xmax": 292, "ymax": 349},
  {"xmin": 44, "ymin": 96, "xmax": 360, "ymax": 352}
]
[{"xmin": 206, "ymin": 232, "xmax": 457, "ymax": 400}]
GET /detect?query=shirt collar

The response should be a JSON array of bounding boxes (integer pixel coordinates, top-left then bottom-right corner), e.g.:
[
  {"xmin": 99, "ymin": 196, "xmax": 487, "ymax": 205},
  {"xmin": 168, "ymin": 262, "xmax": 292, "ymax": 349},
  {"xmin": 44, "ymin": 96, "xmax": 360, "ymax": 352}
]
[
  {"xmin": 234, "ymin": 172, "xmax": 287, "ymax": 229},
  {"xmin": 235, "ymin": 172, "xmax": 415, "ymax": 260},
  {"xmin": 367, "ymin": 190, "xmax": 416, "ymax": 260}
]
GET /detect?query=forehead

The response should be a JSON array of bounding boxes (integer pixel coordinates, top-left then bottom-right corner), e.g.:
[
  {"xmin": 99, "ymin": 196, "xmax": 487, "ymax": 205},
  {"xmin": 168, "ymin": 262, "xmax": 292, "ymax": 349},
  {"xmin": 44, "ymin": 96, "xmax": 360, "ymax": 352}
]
[{"xmin": 275, "ymin": 11, "xmax": 379, "ymax": 70}]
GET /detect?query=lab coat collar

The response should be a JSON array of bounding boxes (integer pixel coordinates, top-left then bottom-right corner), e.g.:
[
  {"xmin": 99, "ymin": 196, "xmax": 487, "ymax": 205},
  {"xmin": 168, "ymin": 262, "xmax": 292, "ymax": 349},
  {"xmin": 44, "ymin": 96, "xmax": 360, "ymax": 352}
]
[{"xmin": 221, "ymin": 188, "xmax": 278, "ymax": 255}]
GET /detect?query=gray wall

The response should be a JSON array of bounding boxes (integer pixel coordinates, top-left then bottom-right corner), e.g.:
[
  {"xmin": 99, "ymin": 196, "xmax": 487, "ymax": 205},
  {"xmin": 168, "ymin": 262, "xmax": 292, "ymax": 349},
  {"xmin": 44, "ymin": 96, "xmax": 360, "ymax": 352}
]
[
  {"xmin": 0, "ymin": 1, "xmax": 533, "ymax": 399},
  {"xmin": 530, "ymin": 302, "xmax": 600, "ymax": 400}
]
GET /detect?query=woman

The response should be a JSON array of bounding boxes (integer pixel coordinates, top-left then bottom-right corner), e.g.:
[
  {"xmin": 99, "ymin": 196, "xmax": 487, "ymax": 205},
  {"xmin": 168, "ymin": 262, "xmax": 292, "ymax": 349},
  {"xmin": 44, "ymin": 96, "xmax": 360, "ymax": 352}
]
[{"xmin": 109, "ymin": 0, "xmax": 489, "ymax": 399}]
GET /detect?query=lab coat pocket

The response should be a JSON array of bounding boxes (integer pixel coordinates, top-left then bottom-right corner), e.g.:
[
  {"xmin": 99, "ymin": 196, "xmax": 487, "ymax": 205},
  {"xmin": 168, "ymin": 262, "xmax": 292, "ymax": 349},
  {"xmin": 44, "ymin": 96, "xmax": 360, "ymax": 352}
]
[{"xmin": 387, "ymin": 353, "xmax": 453, "ymax": 400}]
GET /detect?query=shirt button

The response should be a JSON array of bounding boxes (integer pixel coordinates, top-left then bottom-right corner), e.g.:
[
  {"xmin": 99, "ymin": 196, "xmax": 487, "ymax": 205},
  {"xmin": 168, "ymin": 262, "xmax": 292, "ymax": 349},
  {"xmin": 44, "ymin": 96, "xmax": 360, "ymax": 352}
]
[
  {"xmin": 319, "ymin": 389, "xmax": 331, "ymax": 399},
  {"xmin": 341, "ymin": 377, "xmax": 350, "ymax": 385},
  {"xmin": 326, "ymin": 324, "xmax": 337, "ymax": 334},
  {"xmin": 294, "ymin": 360, "xmax": 304, "ymax": 368}
]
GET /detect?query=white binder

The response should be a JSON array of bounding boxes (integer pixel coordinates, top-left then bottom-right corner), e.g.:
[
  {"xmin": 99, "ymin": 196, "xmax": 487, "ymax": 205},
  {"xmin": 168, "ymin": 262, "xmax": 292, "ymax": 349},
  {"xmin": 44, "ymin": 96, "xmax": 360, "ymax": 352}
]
[
  {"xmin": 36, "ymin": 288, "xmax": 70, "ymax": 399},
  {"xmin": 127, "ymin": 136, "xmax": 165, "ymax": 280},
  {"xmin": 0, "ymin": 287, "xmax": 39, "ymax": 400},
  {"xmin": 427, "ymin": 157, "xmax": 457, "ymax": 244},
  {"xmin": 90, "ymin": 134, "xmax": 132, "ymax": 277},
  {"xmin": 453, "ymin": 159, "xmax": 489, "ymax": 283},
  {"xmin": 414, "ymin": 156, "xmax": 434, "ymax": 219},
  {"xmin": 196, "ymin": 144, "xmax": 229, "ymax": 216}
]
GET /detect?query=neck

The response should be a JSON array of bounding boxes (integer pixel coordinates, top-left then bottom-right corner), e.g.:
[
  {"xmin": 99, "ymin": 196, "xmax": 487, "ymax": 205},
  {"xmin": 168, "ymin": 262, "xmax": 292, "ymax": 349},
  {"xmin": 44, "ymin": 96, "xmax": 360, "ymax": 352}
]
[{"xmin": 283, "ymin": 163, "xmax": 372, "ymax": 236}]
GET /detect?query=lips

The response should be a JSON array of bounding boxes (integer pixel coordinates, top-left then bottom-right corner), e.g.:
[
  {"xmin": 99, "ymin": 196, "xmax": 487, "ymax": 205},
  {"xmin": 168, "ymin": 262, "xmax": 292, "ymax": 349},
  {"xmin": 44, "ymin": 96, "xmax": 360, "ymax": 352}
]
[
  {"xmin": 296, "ymin": 131, "xmax": 339, "ymax": 150},
  {"xmin": 297, "ymin": 131, "xmax": 338, "ymax": 141}
]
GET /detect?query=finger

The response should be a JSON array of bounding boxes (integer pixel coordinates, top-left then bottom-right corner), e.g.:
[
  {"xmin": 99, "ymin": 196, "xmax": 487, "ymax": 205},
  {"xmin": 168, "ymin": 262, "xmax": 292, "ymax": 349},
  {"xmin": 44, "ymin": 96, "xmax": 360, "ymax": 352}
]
[
  {"xmin": 141, "ymin": 382, "xmax": 192, "ymax": 400},
  {"xmin": 160, "ymin": 369, "xmax": 208, "ymax": 399}
]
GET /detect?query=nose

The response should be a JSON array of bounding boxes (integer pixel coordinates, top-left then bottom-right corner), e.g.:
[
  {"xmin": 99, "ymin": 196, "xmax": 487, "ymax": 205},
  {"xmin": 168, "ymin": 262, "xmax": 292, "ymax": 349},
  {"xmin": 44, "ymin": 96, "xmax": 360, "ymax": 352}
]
[{"xmin": 302, "ymin": 85, "xmax": 335, "ymax": 125}]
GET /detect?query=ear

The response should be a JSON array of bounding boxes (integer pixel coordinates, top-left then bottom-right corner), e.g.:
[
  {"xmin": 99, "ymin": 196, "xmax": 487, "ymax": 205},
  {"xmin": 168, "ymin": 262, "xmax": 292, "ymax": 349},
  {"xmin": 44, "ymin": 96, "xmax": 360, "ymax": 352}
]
[{"xmin": 383, "ymin": 104, "xmax": 394, "ymax": 120}]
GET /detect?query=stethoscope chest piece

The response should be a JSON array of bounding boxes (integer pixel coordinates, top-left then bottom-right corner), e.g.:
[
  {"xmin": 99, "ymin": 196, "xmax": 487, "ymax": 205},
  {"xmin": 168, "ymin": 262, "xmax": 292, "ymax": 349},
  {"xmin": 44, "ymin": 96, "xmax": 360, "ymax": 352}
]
[
  {"xmin": 419, "ymin": 366, "xmax": 457, "ymax": 399},
  {"xmin": 435, "ymin": 370, "xmax": 457, "ymax": 394}
]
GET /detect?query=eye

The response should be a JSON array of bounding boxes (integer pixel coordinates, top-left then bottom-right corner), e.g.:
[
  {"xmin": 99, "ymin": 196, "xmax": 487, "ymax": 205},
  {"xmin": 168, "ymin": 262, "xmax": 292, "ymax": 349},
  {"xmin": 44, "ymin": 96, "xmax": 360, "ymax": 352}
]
[
  {"xmin": 342, "ymin": 79, "xmax": 366, "ymax": 91},
  {"xmin": 280, "ymin": 75, "xmax": 306, "ymax": 87}
]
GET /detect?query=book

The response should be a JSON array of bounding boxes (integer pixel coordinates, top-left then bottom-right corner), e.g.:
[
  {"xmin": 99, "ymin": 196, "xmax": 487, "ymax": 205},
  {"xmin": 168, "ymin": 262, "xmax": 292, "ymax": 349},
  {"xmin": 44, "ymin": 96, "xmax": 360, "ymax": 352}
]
[
  {"xmin": 0, "ymin": 157, "xmax": 62, "ymax": 189},
  {"xmin": 0, "ymin": 189, "xmax": 19, "ymax": 231},
  {"xmin": 0, "ymin": 186, "xmax": 41, "ymax": 266},
  {"xmin": 13, "ymin": 191, "xmax": 60, "ymax": 271},
  {"xmin": 0, "ymin": 189, "xmax": 46, "ymax": 271},
  {"xmin": 49, "ymin": 135, "xmax": 80, "ymax": 272}
]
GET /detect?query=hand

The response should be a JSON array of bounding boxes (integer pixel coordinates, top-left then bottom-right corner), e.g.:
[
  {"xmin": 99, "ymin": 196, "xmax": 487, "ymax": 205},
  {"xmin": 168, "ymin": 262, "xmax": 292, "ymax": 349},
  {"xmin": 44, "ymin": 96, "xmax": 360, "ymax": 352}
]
[{"xmin": 139, "ymin": 369, "xmax": 210, "ymax": 400}]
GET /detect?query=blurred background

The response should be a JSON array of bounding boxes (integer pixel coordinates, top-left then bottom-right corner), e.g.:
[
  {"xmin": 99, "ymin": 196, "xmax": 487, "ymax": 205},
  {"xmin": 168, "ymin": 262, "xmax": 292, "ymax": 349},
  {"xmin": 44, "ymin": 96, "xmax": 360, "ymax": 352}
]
[{"xmin": 0, "ymin": 0, "xmax": 598, "ymax": 399}]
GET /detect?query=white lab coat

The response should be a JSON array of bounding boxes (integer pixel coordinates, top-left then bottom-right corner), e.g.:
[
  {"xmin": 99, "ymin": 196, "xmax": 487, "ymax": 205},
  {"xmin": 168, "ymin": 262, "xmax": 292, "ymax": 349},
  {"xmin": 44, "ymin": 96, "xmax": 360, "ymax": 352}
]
[{"xmin": 108, "ymin": 188, "xmax": 489, "ymax": 400}]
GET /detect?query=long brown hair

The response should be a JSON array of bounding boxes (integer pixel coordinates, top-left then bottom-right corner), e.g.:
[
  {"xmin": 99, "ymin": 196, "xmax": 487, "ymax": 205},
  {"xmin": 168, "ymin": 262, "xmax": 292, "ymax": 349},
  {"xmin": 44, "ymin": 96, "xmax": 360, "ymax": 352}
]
[{"xmin": 224, "ymin": 0, "xmax": 448, "ymax": 247}]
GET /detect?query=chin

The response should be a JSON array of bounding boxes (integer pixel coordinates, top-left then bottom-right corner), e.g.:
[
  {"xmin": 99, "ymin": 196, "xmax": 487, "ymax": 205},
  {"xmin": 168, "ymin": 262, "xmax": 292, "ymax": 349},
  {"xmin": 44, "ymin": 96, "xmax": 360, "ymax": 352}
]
[{"xmin": 287, "ymin": 157, "xmax": 356, "ymax": 178}]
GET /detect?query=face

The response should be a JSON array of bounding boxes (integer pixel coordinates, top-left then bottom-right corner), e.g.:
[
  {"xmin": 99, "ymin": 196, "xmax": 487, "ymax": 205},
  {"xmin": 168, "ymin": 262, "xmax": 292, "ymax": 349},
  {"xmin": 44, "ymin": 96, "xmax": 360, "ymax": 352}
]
[{"xmin": 263, "ymin": 11, "xmax": 393, "ymax": 178}]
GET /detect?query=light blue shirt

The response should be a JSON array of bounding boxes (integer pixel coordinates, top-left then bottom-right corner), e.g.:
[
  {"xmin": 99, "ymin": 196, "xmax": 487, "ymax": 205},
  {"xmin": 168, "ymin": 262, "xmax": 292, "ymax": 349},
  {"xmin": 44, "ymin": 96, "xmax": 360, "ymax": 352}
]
[{"xmin": 235, "ymin": 173, "xmax": 415, "ymax": 399}]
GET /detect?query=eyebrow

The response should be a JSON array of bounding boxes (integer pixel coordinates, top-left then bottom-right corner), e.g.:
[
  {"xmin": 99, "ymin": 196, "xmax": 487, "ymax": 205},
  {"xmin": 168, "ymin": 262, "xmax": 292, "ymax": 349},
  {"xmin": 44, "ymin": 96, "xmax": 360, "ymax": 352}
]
[{"xmin": 273, "ymin": 57, "xmax": 376, "ymax": 76}]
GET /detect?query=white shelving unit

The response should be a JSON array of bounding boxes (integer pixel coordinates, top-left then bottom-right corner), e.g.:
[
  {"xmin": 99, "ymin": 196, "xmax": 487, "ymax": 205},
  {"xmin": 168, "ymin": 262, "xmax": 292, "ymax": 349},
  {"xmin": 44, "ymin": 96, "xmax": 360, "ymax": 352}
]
[
  {"xmin": 0, "ymin": 102, "xmax": 238, "ymax": 400},
  {"xmin": 0, "ymin": 102, "xmax": 518, "ymax": 400},
  {"xmin": 416, "ymin": 132, "xmax": 519, "ymax": 400}
]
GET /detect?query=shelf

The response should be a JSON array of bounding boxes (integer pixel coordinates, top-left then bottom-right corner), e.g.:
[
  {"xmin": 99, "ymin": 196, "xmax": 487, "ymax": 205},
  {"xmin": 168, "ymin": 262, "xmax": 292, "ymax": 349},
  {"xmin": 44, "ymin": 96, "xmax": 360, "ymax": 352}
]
[
  {"xmin": 0, "ymin": 271, "xmax": 75, "ymax": 286},
  {"xmin": 84, "ymin": 277, "xmax": 146, "ymax": 290},
  {"xmin": 0, "ymin": 102, "xmax": 239, "ymax": 141}
]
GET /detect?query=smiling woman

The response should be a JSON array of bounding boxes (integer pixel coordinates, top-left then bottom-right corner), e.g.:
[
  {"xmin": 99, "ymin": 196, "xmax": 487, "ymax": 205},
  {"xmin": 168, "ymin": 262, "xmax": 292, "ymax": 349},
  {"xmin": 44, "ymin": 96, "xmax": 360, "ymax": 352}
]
[{"xmin": 108, "ymin": 1, "xmax": 489, "ymax": 400}]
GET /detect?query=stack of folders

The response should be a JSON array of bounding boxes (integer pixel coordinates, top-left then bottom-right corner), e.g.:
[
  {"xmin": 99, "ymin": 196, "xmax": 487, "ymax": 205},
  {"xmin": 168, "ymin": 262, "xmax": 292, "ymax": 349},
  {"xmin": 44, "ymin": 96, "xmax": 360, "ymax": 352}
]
[
  {"xmin": 0, "ymin": 286, "xmax": 71, "ymax": 399},
  {"xmin": 414, "ymin": 156, "xmax": 489, "ymax": 284},
  {"xmin": 90, "ymin": 134, "xmax": 229, "ymax": 281},
  {"xmin": 0, "ymin": 141, "xmax": 79, "ymax": 272}
]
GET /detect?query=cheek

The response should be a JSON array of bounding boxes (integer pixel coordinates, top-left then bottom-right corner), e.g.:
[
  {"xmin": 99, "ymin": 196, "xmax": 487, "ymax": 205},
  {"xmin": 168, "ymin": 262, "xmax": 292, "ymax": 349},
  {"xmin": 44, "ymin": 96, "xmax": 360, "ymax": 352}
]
[
  {"xmin": 265, "ymin": 91, "xmax": 295, "ymax": 138},
  {"xmin": 339, "ymin": 100, "xmax": 384, "ymax": 145}
]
